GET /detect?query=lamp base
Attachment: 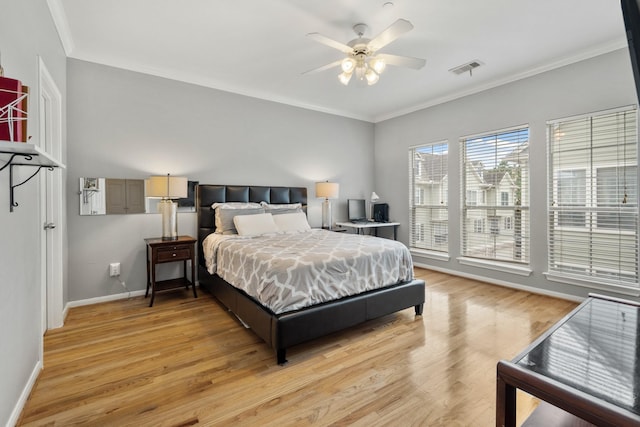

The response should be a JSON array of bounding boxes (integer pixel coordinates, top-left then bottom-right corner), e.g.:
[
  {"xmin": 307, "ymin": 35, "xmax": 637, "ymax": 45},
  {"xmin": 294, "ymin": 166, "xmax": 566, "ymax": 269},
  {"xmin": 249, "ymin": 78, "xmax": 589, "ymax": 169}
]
[
  {"xmin": 322, "ymin": 198, "xmax": 333, "ymax": 230},
  {"xmin": 158, "ymin": 199, "xmax": 178, "ymax": 240}
]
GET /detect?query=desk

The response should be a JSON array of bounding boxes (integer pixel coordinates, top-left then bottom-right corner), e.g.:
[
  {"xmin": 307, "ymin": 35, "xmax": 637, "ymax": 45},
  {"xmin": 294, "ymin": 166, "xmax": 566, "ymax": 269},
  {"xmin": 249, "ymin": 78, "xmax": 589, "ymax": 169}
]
[
  {"xmin": 496, "ymin": 294, "xmax": 640, "ymax": 427},
  {"xmin": 335, "ymin": 221, "xmax": 400, "ymax": 240}
]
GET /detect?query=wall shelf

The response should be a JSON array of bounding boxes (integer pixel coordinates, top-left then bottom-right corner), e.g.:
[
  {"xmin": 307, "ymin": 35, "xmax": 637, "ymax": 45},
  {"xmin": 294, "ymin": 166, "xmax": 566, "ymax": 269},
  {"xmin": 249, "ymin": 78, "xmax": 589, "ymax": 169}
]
[{"xmin": 0, "ymin": 140, "xmax": 66, "ymax": 211}]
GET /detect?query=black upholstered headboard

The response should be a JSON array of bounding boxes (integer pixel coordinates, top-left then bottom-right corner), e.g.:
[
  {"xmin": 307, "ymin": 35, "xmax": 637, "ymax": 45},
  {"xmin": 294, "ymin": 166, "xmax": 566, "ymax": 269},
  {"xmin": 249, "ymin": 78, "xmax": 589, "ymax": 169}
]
[{"xmin": 196, "ymin": 184, "xmax": 308, "ymax": 267}]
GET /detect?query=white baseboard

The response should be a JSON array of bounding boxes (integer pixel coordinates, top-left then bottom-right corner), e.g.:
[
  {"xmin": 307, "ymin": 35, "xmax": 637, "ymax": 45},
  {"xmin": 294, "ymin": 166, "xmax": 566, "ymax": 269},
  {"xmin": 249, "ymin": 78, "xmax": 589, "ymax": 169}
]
[
  {"xmin": 413, "ymin": 261, "xmax": 584, "ymax": 303},
  {"xmin": 65, "ymin": 289, "xmax": 147, "ymax": 309},
  {"xmin": 7, "ymin": 360, "xmax": 42, "ymax": 427}
]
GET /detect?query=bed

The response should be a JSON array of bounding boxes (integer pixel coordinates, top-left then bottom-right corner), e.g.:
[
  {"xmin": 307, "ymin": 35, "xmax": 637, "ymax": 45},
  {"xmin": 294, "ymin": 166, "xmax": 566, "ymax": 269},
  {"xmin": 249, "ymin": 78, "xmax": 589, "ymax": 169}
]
[{"xmin": 197, "ymin": 184, "xmax": 425, "ymax": 364}]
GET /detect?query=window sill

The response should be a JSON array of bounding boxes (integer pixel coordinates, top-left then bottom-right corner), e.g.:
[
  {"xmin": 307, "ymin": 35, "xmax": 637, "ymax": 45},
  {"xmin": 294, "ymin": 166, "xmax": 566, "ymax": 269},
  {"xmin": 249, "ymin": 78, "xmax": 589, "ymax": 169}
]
[
  {"xmin": 410, "ymin": 248, "xmax": 450, "ymax": 262},
  {"xmin": 544, "ymin": 272, "xmax": 640, "ymax": 297},
  {"xmin": 457, "ymin": 257, "xmax": 532, "ymax": 276}
]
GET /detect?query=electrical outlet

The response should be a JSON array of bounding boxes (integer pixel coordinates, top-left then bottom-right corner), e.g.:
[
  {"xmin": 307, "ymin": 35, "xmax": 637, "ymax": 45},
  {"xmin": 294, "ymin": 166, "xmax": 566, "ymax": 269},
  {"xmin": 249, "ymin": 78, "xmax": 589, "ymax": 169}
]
[{"xmin": 109, "ymin": 262, "xmax": 120, "ymax": 277}]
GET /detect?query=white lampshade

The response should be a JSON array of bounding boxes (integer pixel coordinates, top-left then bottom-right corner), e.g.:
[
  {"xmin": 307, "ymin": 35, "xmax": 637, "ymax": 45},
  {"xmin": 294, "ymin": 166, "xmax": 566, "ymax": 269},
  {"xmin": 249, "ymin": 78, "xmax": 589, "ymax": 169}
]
[
  {"xmin": 371, "ymin": 191, "xmax": 380, "ymax": 202},
  {"xmin": 315, "ymin": 181, "xmax": 339, "ymax": 199},
  {"xmin": 147, "ymin": 174, "xmax": 188, "ymax": 199}
]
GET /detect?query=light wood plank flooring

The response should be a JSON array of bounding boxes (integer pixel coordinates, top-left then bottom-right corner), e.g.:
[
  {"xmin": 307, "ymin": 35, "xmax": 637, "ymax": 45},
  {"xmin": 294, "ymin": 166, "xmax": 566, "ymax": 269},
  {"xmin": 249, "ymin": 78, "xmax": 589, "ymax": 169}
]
[{"xmin": 18, "ymin": 268, "xmax": 577, "ymax": 426}]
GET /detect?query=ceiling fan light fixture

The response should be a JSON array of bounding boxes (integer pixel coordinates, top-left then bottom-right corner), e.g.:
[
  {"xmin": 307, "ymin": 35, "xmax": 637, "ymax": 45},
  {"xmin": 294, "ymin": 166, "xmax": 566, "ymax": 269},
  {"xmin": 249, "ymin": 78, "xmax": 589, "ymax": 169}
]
[
  {"xmin": 338, "ymin": 71, "xmax": 353, "ymax": 86},
  {"xmin": 370, "ymin": 57, "xmax": 386, "ymax": 74},
  {"xmin": 365, "ymin": 69, "xmax": 379, "ymax": 85},
  {"xmin": 341, "ymin": 57, "xmax": 356, "ymax": 73}
]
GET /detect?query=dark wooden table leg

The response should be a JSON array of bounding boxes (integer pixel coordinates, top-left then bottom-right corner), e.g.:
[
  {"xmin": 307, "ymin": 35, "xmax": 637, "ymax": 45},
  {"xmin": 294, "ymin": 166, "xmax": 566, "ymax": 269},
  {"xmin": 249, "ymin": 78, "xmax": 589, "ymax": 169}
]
[
  {"xmin": 496, "ymin": 373, "xmax": 516, "ymax": 427},
  {"xmin": 145, "ymin": 245, "xmax": 150, "ymax": 297},
  {"xmin": 149, "ymin": 256, "xmax": 156, "ymax": 307},
  {"xmin": 191, "ymin": 249, "xmax": 197, "ymax": 298}
]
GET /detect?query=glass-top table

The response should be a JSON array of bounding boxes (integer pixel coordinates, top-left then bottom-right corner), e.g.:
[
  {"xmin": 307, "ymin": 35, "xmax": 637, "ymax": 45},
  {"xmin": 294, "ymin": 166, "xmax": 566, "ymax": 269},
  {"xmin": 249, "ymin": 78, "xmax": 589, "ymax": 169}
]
[{"xmin": 496, "ymin": 294, "xmax": 640, "ymax": 427}]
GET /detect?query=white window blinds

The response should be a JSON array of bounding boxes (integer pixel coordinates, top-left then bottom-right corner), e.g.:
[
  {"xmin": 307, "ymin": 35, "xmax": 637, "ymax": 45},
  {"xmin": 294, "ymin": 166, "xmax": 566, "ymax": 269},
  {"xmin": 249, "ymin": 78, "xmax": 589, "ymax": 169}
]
[
  {"xmin": 548, "ymin": 106, "xmax": 638, "ymax": 289},
  {"xmin": 461, "ymin": 126, "xmax": 529, "ymax": 263},
  {"xmin": 409, "ymin": 141, "xmax": 448, "ymax": 252}
]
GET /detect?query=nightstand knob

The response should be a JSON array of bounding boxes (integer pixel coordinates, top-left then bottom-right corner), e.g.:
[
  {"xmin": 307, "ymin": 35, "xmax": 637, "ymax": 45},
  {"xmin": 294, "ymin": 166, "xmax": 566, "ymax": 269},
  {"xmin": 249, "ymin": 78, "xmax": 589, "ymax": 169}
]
[{"xmin": 172, "ymin": 253, "xmax": 177, "ymax": 257}]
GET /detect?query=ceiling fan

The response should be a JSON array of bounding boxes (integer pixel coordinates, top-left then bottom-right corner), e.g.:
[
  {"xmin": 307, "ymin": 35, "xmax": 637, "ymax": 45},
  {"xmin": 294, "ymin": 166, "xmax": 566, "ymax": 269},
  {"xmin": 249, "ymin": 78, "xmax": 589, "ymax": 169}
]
[{"xmin": 304, "ymin": 18, "xmax": 426, "ymax": 86}]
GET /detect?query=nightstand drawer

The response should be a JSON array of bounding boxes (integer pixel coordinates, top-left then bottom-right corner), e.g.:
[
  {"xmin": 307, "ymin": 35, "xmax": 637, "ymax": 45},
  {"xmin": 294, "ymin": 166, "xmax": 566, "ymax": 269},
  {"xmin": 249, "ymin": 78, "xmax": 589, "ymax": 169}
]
[{"xmin": 157, "ymin": 245, "xmax": 191, "ymax": 262}]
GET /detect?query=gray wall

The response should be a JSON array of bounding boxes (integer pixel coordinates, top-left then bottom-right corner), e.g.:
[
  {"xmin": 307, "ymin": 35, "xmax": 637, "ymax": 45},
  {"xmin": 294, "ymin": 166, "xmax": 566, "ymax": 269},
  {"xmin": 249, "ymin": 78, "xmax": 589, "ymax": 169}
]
[
  {"xmin": 0, "ymin": 1, "xmax": 67, "ymax": 425},
  {"xmin": 66, "ymin": 59, "xmax": 375, "ymax": 302},
  {"xmin": 374, "ymin": 48, "xmax": 638, "ymax": 299}
]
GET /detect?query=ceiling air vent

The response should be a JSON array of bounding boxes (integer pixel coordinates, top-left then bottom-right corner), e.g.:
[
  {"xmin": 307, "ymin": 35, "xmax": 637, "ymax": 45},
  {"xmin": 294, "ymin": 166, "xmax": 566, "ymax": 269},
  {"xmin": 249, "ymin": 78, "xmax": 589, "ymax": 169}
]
[{"xmin": 449, "ymin": 60, "xmax": 483, "ymax": 76}]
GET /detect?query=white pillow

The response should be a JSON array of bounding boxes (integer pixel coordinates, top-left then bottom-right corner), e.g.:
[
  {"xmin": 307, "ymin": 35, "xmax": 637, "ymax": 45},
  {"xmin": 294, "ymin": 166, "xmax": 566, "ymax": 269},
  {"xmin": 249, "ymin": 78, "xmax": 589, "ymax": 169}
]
[
  {"xmin": 273, "ymin": 212, "xmax": 311, "ymax": 233},
  {"xmin": 233, "ymin": 213, "xmax": 279, "ymax": 237}
]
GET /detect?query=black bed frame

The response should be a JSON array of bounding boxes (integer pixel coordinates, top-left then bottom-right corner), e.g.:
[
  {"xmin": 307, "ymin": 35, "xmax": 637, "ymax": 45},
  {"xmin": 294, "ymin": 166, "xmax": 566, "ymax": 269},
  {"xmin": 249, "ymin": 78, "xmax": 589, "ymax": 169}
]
[{"xmin": 196, "ymin": 184, "xmax": 425, "ymax": 364}]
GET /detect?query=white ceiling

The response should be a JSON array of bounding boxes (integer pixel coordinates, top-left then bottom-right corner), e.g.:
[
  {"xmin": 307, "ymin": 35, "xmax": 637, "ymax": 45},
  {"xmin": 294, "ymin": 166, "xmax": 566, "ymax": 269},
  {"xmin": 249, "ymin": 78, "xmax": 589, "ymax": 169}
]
[{"xmin": 49, "ymin": 0, "xmax": 629, "ymax": 122}]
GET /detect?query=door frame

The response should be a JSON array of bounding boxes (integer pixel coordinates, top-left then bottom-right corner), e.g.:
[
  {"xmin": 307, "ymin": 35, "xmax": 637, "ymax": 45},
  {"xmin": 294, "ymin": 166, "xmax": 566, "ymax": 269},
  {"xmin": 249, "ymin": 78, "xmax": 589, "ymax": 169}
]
[{"xmin": 38, "ymin": 57, "xmax": 64, "ymax": 333}]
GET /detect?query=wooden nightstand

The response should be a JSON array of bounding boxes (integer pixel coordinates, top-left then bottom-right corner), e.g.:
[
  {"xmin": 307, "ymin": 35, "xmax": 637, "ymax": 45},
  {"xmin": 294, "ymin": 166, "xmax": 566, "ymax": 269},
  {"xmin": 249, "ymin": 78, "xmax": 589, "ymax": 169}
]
[{"xmin": 145, "ymin": 235, "xmax": 197, "ymax": 307}]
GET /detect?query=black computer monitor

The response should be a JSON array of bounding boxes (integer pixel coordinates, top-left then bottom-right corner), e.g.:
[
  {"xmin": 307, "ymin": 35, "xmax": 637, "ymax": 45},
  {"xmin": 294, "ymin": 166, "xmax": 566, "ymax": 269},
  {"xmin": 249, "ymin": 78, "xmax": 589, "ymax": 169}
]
[{"xmin": 348, "ymin": 199, "xmax": 367, "ymax": 221}]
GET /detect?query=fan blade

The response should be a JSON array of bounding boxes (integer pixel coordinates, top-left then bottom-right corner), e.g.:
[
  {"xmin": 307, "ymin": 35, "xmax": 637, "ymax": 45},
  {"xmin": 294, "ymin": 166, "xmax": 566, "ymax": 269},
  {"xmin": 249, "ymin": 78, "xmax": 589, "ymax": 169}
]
[
  {"xmin": 307, "ymin": 33, "xmax": 353, "ymax": 54},
  {"xmin": 367, "ymin": 19, "xmax": 414, "ymax": 52},
  {"xmin": 376, "ymin": 53, "xmax": 426, "ymax": 70},
  {"xmin": 302, "ymin": 59, "xmax": 343, "ymax": 75}
]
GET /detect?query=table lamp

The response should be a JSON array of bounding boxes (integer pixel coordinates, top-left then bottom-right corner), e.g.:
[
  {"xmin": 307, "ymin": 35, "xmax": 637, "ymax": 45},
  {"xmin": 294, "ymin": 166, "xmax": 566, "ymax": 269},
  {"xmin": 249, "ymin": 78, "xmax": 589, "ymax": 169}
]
[
  {"xmin": 147, "ymin": 174, "xmax": 188, "ymax": 240},
  {"xmin": 316, "ymin": 181, "xmax": 339, "ymax": 230}
]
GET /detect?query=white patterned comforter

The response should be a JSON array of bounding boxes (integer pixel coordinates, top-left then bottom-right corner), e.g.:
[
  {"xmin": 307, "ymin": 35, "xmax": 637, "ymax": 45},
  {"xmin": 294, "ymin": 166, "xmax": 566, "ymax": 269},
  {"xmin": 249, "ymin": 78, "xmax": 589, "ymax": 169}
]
[{"xmin": 203, "ymin": 229, "xmax": 414, "ymax": 314}]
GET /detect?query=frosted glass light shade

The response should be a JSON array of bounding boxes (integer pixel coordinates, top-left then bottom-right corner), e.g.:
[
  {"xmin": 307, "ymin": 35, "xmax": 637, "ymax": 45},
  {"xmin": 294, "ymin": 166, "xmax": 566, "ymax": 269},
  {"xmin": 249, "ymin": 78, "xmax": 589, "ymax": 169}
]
[
  {"xmin": 147, "ymin": 175, "xmax": 188, "ymax": 199},
  {"xmin": 338, "ymin": 72, "xmax": 353, "ymax": 86},
  {"xmin": 341, "ymin": 57, "xmax": 356, "ymax": 73},
  {"xmin": 370, "ymin": 57, "xmax": 386, "ymax": 74}
]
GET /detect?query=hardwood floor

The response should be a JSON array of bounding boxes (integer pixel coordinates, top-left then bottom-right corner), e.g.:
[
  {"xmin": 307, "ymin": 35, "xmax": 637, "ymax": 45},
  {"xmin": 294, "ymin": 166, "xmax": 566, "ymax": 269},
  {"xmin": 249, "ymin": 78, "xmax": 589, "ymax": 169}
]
[{"xmin": 18, "ymin": 268, "xmax": 577, "ymax": 426}]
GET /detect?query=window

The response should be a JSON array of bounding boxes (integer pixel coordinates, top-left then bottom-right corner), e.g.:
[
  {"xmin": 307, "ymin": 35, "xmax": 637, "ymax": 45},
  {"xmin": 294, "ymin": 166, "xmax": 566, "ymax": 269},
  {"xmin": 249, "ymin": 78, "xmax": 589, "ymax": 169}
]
[
  {"xmin": 548, "ymin": 106, "xmax": 638, "ymax": 290},
  {"xmin": 504, "ymin": 216, "xmax": 513, "ymax": 230},
  {"xmin": 556, "ymin": 169, "xmax": 586, "ymax": 226},
  {"xmin": 461, "ymin": 126, "xmax": 529, "ymax": 263},
  {"xmin": 409, "ymin": 141, "xmax": 448, "ymax": 252}
]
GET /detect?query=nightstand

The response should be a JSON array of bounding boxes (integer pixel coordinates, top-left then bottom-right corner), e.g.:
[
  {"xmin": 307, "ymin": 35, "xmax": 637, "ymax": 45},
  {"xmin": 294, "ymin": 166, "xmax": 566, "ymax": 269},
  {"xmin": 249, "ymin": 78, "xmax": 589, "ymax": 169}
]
[{"xmin": 145, "ymin": 235, "xmax": 197, "ymax": 307}]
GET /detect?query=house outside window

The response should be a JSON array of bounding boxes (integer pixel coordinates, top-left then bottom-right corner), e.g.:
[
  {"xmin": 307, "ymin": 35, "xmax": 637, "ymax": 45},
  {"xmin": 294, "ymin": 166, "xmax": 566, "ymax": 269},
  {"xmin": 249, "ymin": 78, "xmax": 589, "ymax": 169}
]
[
  {"xmin": 461, "ymin": 125, "xmax": 529, "ymax": 263},
  {"xmin": 409, "ymin": 141, "xmax": 448, "ymax": 252},
  {"xmin": 547, "ymin": 106, "xmax": 638, "ymax": 290}
]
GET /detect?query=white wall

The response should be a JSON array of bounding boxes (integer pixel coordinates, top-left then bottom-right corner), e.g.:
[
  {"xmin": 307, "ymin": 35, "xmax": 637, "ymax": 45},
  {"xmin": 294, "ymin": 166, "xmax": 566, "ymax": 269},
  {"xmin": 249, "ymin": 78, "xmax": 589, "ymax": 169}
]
[
  {"xmin": 374, "ymin": 48, "xmax": 638, "ymax": 299},
  {"xmin": 66, "ymin": 59, "xmax": 375, "ymax": 302},
  {"xmin": 0, "ymin": 1, "xmax": 67, "ymax": 425}
]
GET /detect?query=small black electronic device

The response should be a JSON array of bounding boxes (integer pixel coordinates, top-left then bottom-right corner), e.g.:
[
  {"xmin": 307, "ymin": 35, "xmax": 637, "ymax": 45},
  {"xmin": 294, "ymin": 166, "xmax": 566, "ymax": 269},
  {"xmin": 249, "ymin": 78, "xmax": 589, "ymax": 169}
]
[
  {"xmin": 373, "ymin": 203, "xmax": 389, "ymax": 223},
  {"xmin": 348, "ymin": 199, "xmax": 368, "ymax": 223}
]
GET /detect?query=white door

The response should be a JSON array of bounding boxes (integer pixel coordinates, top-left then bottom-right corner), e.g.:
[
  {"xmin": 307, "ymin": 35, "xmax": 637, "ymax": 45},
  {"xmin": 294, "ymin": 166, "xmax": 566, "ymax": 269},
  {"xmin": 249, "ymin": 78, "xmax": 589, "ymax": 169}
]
[{"xmin": 39, "ymin": 58, "xmax": 64, "ymax": 332}]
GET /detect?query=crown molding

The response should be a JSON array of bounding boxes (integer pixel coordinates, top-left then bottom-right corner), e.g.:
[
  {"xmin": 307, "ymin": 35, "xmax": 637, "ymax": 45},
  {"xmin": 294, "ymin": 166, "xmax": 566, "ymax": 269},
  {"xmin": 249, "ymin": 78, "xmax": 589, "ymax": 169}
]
[
  {"xmin": 374, "ymin": 38, "xmax": 629, "ymax": 123},
  {"xmin": 46, "ymin": 0, "xmax": 75, "ymax": 56}
]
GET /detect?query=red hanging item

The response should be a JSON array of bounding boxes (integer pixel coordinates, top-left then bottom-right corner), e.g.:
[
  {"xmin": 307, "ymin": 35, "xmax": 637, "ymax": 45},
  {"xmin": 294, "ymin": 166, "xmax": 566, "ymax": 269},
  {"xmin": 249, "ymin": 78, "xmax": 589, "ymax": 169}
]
[{"xmin": 0, "ymin": 76, "xmax": 27, "ymax": 142}]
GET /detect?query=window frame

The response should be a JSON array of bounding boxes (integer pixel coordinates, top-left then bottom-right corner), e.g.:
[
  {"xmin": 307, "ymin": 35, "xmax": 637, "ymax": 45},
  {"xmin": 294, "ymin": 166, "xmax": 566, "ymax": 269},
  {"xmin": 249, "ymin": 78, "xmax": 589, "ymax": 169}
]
[
  {"xmin": 546, "ymin": 105, "xmax": 639, "ymax": 293},
  {"xmin": 409, "ymin": 140, "xmax": 449, "ymax": 253},
  {"xmin": 460, "ymin": 124, "xmax": 530, "ymax": 265}
]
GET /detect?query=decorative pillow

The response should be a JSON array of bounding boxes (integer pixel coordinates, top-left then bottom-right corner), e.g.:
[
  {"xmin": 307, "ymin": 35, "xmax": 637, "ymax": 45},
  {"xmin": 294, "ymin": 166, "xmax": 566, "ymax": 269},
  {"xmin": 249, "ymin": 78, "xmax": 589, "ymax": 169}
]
[
  {"xmin": 212, "ymin": 202, "xmax": 262, "ymax": 210},
  {"xmin": 273, "ymin": 212, "xmax": 311, "ymax": 233},
  {"xmin": 260, "ymin": 202, "xmax": 303, "ymax": 215},
  {"xmin": 233, "ymin": 213, "xmax": 279, "ymax": 237},
  {"xmin": 215, "ymin": 207, "xmax": 265, "ymax": 234}
]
